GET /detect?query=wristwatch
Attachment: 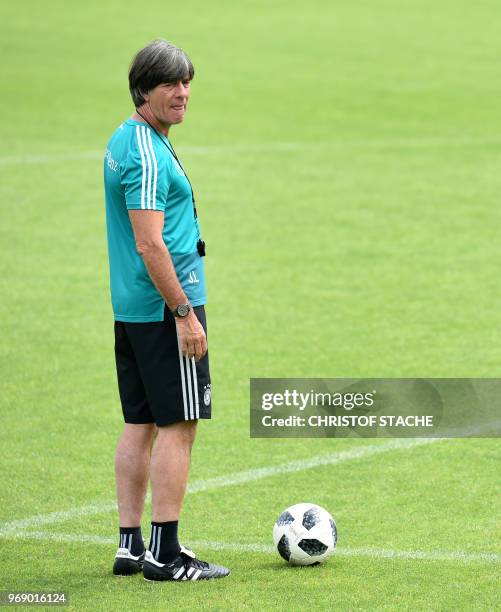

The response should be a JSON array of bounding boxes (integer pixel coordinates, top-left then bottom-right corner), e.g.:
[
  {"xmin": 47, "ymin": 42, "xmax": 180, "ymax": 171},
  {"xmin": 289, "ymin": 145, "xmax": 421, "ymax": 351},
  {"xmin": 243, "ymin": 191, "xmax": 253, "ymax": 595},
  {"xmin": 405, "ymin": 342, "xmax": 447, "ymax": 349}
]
[{"xmin": 172, "ymin": 303, "xmax": 191, "ymax": 318}]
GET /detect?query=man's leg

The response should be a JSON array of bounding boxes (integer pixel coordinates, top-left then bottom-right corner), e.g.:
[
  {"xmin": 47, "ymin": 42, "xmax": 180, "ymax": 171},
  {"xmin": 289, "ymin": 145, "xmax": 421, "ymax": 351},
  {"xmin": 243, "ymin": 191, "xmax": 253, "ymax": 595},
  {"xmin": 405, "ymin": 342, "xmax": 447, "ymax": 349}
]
[
  {"xmin": 150, "ymin": 420, "xmax": 197, "ymax": 521},
  {"xmin": 113, "ymin": 422, "xmax": 156, "ymax": 575},
  {"xmin": 147, "ymin": 420, "xmax": 197, "ymax": 563},
  {"xmin": 115, "ymin": 423, "xmax": 156, "ymax": 526}
]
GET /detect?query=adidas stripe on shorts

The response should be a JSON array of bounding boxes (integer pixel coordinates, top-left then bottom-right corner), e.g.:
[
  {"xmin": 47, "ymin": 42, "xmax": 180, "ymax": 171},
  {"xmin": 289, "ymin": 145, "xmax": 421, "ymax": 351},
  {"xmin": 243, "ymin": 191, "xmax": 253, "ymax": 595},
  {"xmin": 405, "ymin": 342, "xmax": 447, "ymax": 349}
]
[{"xmin": 114, "ymin": 305, "xmax": 211, "ymax": 426}]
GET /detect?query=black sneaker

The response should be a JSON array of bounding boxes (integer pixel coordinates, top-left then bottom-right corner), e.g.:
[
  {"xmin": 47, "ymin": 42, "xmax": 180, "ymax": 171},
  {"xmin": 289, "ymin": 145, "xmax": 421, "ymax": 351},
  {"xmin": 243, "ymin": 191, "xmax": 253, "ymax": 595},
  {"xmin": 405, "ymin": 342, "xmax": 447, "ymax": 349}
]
[
  {"xmin": 143, "ymin": 545, "xmax": 230, "ymax": 581},
  {"xmin": 113, "ymin": 547, "xmax": 145, "ymax": 576}
]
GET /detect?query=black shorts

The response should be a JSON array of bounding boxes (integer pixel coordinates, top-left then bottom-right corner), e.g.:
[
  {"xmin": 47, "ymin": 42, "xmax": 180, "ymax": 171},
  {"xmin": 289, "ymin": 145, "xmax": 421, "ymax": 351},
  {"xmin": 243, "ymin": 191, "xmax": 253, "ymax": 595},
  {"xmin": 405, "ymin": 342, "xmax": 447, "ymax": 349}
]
[{"xmin": 114, "ymin": 305, "xmax": 211, "ymax": 426}]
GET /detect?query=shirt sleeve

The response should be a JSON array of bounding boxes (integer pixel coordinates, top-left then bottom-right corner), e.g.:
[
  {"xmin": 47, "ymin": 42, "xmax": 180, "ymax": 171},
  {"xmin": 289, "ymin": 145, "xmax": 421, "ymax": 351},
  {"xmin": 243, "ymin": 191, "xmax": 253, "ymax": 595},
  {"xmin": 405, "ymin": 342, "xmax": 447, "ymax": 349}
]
[{"xmin": 121, "ymin": 125, "xmax": 169, "ymax": 211}]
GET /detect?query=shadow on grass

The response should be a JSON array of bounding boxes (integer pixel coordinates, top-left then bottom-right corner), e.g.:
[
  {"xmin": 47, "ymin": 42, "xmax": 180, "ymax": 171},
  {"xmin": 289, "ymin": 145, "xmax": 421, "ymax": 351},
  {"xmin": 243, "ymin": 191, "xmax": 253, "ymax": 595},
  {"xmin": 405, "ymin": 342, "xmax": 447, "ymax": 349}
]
[{"xmin": 258, "ymin": 560, "xmax": 333, "ymax": 573}]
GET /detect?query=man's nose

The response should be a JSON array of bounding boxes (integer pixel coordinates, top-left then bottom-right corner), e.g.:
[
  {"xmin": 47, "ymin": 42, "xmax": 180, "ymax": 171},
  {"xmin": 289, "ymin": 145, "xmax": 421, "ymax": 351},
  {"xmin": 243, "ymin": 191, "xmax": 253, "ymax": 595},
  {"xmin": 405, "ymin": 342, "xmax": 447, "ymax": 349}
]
[{"xmin": 174, "ymin": 82, "xmax": 188, "ymax": 97}]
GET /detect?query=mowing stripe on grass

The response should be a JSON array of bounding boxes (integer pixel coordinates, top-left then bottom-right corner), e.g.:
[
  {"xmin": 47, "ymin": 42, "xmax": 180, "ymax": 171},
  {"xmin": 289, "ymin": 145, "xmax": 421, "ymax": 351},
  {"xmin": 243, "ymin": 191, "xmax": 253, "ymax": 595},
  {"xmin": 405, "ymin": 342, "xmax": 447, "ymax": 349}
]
[
  {"xmin": 8, "ymin": 532, "xmax": 500, "ymax": 564},
  {"xmin": 0, "ymin": 438, "xmax": 439, "ymax": 536},
  {"xmin": 2, "ymin": 135, "xmax": 501, "ymax": 165}
]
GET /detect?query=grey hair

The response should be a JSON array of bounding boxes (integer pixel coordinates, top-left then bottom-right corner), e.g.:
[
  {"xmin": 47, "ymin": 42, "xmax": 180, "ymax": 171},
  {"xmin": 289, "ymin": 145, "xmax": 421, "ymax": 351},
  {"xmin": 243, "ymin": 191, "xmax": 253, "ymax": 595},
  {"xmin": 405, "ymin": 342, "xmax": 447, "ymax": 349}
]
[{"xmin": 128, "ymin": 39, "xmax": 195, "ymax": 107}]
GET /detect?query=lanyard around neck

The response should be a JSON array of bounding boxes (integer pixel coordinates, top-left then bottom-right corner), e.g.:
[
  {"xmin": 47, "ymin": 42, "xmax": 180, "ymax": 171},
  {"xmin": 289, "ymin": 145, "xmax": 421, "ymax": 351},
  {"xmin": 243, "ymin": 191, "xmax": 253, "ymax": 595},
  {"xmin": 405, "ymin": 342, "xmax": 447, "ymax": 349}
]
[{"xmin": 135, "ymin": 110, "xmax": 198, "ymax": 220}]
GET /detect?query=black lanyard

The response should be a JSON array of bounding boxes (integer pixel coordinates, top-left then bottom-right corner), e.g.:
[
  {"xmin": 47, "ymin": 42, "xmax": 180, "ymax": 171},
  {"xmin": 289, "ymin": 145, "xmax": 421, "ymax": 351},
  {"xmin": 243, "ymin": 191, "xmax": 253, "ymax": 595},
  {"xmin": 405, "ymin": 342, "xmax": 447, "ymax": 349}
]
[{"xmin": 136, "ymin": 110, "xmax": 205, "ymax": 256}]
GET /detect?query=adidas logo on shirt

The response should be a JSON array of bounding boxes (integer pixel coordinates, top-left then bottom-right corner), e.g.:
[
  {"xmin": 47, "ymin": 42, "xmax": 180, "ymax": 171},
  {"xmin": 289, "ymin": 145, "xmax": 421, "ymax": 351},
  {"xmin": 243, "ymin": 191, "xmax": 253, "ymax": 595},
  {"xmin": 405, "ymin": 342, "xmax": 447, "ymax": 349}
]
[{"xmin": 188, "ymin": 270, "xmax": 199, "ymax": 284}]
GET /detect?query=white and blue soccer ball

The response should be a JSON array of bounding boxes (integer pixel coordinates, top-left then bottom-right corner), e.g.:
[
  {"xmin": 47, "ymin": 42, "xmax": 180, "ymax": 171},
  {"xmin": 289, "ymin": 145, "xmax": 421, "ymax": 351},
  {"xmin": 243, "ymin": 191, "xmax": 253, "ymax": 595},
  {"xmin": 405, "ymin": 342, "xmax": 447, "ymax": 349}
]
[{"xmin": 273, "ymin": 503, "xmax": 337, "ymax": 566}]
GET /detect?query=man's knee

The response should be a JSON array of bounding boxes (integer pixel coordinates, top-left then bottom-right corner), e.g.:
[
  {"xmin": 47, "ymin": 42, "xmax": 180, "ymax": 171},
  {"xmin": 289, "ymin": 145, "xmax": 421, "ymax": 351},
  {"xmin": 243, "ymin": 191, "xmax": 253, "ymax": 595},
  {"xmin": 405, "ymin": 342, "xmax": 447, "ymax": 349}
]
[
  {"xmin": 157, "ymin": 419, "xmax": 198, "ymax": 448},
  {"xmin": 119, "ymin": 423, "xmax": 156, "ymax": 450}
]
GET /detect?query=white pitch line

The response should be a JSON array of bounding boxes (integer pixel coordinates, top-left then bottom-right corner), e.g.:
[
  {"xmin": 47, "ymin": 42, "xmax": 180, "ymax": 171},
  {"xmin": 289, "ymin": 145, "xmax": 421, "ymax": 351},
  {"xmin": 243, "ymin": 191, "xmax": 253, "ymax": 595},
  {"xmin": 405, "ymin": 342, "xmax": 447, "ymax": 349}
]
[
  {"xmin": 0, "ymin": 438, "xmax": 438, "ymax": 536},
  {"xmin": 0, "ymin": 500, "xmax": 118, "ymax": 534},
  {"xmin": 1, "ymin": 135, "xmax": 501, "ymax": 165},
  {"xmin": 190, "ymin": 541, "xmax": 501, "ymax": 564},
  {"xmin": 333, "ymin": 546, "xmax": 501, "ymax": 564},
  {"xmin": 6, "ymin": 532, "xmax": 500, "ymax": 564},
  {"xmin": 0, "ymin": 151, "xmax": 104, "ymax": 165},
  {"xmin": 10, "ymin": 531, "xmax": 115, "ymax": 545},
  {"xmin": 186, "ymin": 438, "xmax": 439, "ymax": 494}
]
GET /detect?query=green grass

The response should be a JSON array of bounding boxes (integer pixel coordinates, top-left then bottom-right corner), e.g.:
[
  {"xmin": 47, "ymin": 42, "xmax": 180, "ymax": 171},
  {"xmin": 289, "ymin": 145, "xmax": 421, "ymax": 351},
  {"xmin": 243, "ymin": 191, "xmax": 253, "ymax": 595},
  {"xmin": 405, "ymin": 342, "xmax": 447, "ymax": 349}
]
[{"xmin": 1, "ymin": 0, "xmax": 501, "ymax": 609}]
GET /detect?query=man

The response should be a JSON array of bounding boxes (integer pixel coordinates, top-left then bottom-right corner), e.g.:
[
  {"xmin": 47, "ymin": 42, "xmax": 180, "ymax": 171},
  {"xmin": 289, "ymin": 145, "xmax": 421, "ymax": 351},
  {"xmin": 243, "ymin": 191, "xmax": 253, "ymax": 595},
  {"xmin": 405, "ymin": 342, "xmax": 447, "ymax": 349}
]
[{"xmin": 103, "ymin": 39, "xmax": 229, "ymax": 581}]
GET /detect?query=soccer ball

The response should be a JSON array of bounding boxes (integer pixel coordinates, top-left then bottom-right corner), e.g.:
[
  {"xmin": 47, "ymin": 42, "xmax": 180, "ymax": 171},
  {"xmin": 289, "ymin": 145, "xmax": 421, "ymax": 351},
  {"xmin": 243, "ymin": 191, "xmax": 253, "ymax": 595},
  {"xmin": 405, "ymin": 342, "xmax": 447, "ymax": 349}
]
[{"xmin": 273, "ymin": 503, "xmax": 337, "ymax": 566}]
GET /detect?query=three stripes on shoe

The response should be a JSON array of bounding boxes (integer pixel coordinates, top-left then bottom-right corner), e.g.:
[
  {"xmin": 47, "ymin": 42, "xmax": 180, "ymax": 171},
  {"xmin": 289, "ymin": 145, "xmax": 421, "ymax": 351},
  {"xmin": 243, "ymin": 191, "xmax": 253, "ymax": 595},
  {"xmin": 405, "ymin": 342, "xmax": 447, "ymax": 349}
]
[{"xmin": 172, "ymin": 565, "xmax": 203, "ymax": 581}]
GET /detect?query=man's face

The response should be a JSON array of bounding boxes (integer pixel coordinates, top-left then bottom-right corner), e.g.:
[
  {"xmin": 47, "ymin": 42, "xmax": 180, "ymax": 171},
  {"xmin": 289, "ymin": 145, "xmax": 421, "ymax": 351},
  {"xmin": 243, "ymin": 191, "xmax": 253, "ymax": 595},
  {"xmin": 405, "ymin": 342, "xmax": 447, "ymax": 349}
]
[{"xmin": 145, "ymin": 79, "xmax": 191, "ymax": 126}]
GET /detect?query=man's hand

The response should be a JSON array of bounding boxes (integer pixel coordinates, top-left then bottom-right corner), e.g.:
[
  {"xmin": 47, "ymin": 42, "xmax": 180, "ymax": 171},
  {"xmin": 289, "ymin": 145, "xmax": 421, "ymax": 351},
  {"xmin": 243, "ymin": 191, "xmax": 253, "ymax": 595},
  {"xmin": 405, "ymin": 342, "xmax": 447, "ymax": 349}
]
[{"xmin": 176, "ymin": 311, "xmax": 207, "ymax": 361}]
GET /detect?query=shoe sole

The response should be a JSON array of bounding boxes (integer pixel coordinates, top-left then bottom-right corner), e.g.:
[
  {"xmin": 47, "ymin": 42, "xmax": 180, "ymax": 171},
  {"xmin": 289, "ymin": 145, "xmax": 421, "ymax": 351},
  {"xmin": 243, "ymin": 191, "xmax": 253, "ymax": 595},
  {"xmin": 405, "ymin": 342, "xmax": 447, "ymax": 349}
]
[
  {"xmin": 143, "ymin": 575, "xmax": 230, "ymax": 582},
  {"xmin": 143, "ymin": 566, "xmax": 230, "ymax": 582}
]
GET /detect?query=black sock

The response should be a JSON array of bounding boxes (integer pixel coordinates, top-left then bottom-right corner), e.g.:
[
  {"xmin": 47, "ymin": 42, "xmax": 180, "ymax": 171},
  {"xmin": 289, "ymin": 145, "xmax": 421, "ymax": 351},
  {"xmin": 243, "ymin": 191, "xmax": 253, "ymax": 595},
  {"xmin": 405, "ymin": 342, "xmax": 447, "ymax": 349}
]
[
  {"xmin": 119, "ymin": 526, "xmax": 144, "ymax": 556},
  {"xmin": 149, "ymin": 521, "xmax": 181, "ymax": 564}
]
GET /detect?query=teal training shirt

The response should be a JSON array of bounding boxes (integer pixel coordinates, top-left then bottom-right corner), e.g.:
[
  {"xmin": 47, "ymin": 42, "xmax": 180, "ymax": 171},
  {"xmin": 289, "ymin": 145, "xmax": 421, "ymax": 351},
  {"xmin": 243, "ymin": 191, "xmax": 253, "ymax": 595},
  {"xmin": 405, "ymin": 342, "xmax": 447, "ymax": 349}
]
[{"xmin": 104, "ymin": 119, "xmax": 206, "ymax": 322}]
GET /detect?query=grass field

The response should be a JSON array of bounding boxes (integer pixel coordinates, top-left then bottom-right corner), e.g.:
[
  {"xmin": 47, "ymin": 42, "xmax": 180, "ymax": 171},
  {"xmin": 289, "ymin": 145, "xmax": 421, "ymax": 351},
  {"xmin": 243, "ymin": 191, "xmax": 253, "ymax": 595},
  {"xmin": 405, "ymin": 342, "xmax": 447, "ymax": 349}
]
[{"xmin": 1, "ymin": 0, "xmax": 501, "ymax": 610}]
